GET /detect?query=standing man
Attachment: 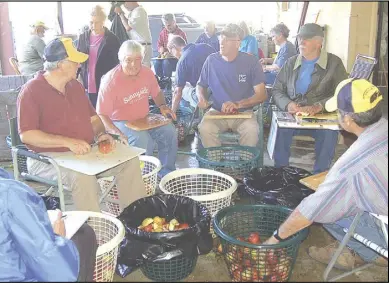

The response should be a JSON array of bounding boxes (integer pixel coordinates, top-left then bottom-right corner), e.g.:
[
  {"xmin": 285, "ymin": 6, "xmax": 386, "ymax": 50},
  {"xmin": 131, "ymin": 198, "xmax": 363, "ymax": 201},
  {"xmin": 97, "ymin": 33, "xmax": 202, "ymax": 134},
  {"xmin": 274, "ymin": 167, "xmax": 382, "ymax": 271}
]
[
  {"xmin": 195, "ymin": 21, "xmax": 220, "ymax": 52},
  {"xmin": 115, "ymin": 2, "xmax": 153, "ymax": 67},
  {"xmin": 272, "ymin": 23, "xmax": 348, "ymax": 174},
  {"xmin": 153, "ymin": 13, "xmax": 187, "ymax": 87},
  {"xmin": 168, "ymin": 35, "xmax": 216, "ymax": 112}
]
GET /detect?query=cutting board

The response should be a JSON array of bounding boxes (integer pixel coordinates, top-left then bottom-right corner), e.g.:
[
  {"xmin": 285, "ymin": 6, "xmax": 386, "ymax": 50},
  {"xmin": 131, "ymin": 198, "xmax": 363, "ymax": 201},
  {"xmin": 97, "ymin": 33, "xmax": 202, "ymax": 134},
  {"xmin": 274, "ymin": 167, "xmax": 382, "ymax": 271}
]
[
  {"xmin": 299, "ymin": 171, "xmax": 328, "ymax": 191},
  {"xmin": 204, "ymin": 109, "xmax": 253, "ymax": 119},
  {"xmin": 45, "ymin": 143, "xmax": 145, "ymax": 176},
  {"xmin": 126, "ymin": 114, "xmax": 172, "ymax": 131}
]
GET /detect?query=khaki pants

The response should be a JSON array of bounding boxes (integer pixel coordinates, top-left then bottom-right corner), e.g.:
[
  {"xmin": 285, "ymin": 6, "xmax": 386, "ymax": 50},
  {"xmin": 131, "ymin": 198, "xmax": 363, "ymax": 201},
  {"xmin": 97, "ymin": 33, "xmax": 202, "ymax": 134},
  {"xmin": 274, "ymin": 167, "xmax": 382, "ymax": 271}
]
[
  {"xmin": 198, "ymin": 109, "xmax": 259, "ymax": 147},
  {"xmin": 27, "ymin": 156, "xmax": 146, "ymax": 212}
]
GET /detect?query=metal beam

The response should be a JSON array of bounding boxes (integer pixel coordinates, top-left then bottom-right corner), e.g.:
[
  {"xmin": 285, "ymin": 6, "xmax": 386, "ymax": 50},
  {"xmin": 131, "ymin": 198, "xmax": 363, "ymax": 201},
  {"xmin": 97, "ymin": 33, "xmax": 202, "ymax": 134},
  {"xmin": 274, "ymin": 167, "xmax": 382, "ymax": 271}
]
[{"xmin": 57, "ymin": 2, "xmax": 64, "ymax": 34}]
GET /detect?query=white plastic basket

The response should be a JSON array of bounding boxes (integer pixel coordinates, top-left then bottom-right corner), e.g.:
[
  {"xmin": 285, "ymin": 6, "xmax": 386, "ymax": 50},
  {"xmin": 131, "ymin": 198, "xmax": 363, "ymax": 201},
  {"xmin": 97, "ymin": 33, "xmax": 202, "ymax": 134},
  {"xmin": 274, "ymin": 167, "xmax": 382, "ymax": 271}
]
[
  {"xmin": 64, "ymin": 211, "xmax": 125, "ymax": 282},
  {"xmin": 159, "ymin": 168, "xmax": 237, "ymax": 218},
  {"xmin": 98, "ymin": 156, "xmax": 162, "ymax": 216}
]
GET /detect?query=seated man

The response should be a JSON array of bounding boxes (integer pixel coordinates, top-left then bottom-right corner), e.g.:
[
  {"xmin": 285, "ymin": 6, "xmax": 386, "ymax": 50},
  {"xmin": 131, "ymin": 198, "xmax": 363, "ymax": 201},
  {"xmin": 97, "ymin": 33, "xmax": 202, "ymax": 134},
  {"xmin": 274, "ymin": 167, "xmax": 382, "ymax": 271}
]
[
  {"xmin": 264, "ymin": 79, "xmax": 388, "ymax": 270},
  {"xmin": 97, "ymin": 40, "xmax": 178, "ymax": 177},
  {"xmin": 195, "ymin": 21, "xmax": 220, "ymax": 52},
  {"xmin": 153, "ymin": 13, "xmax": 187, "ymax": 85},
  {"xmin": 168, "ymin": 35, "xmax": 216, "ymax": 112},
  {"xmin": 17, "ymin": 38, "xmax": 147, "ymax": 212},
  {"xmin": 260, "ymin": 23, "xmax": 297, "ymax": 85},
  {"xmin": 272, "ymin": 23, "xmax": 348, "ymax": 174},
  {"xmin": 0, "ymin": 171, "xmax": 98, "ymax": 282},
  {"xmin": 197, "ymin": 23, "xmax": 267, "ymax": 147}
]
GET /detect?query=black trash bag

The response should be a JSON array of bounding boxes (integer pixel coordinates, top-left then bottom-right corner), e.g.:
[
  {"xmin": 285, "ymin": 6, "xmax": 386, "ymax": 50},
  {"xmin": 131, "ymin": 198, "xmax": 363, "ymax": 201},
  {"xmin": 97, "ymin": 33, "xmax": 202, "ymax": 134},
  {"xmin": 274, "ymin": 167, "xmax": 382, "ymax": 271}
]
[
  {"xmin": 40, "ymin": 195, "xmax": 61, "ymax": 210},
  {"xmin": 116, "ymin": 194, "xmax": 213, "ymax": 278},
  {"xmin": 109, "ymin": 13, "xmax": 129, "ymax": 45},
  {"xmin": 240, "ymin": 166, "xmax": 315, "ymax": 209}
]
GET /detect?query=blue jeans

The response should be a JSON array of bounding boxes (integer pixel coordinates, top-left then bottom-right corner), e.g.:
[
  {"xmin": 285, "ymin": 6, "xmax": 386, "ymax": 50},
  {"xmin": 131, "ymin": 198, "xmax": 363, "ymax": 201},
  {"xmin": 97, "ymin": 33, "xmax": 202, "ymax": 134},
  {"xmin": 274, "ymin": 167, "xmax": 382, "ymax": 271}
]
[
  {"xmin": 324, "ymin": 213, "xmax": 388, "ymax": 262},
  {"xmin": 153, "ymin": 58, "xmax": 178, "ymax": 78},
  {"xmin": 274, "ymin": 128, "xmax": 339, "ymax": 174},
  {"xmin": 114, "ymin": 121, "xmax": 178, "ymax": 177}
]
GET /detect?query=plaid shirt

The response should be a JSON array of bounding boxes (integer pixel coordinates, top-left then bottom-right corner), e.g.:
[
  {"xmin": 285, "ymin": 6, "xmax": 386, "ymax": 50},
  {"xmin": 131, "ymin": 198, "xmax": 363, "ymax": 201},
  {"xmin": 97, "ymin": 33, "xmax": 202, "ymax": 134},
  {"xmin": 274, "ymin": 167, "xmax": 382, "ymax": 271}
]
[{"xmin": 157, "ymin": 27, "xmax": 187, "ymax": 51}]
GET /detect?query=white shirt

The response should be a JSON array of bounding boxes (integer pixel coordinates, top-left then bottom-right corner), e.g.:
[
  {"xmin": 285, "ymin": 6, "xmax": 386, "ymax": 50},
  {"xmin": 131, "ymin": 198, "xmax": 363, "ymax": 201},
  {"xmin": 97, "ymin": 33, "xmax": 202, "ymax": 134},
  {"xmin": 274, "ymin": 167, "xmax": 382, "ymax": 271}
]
[{"xmin": 126, "ymin": 6, "xmax": 152, "ymax": 44}]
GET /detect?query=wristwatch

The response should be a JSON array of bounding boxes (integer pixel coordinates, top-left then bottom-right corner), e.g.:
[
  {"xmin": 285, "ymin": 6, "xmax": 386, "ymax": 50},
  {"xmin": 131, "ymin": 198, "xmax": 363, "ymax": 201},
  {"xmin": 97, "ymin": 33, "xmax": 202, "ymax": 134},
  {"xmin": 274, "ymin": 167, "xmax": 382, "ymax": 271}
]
[{"xmin": 272, "ymin": 229, "xmax": 285, "ymax": 242}]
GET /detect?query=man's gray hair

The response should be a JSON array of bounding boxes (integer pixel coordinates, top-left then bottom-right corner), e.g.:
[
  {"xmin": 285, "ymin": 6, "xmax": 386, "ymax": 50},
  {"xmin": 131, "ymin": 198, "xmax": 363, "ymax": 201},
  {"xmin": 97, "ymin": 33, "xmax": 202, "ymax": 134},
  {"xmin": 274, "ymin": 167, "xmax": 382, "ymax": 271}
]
[
  {"xmin": 43, "ymin": 60, "xmax": 62, "ymax": 71},
  {"xmin": 313, "ymin": 35, "xmax": 324, "ymax": 44},
  {"xmin": 167, "ymin": 35, "xmax": 186, "ymax": 49},
  {"xmin": 118, "ymin": 40, "xmax": 144, "ymax": 61},
  {"xmin": 162, "ymin": 13, "xmax": 175, "ymax": 23},
  {"xmin": 220, "ymin": 23, "xmax": 244, "ymax": 40},
  {"xmin": 339, "ymin": 102, "xmax": 383, "ymax": 128}
]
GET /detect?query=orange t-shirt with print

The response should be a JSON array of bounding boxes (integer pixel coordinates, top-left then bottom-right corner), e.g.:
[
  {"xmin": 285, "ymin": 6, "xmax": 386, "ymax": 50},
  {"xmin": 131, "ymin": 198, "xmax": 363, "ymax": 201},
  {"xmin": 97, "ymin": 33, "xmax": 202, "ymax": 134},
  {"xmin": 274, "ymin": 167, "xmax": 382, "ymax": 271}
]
[{"xmin": 96, "ymin": 65, "xmax": 160, "ymax": 122}]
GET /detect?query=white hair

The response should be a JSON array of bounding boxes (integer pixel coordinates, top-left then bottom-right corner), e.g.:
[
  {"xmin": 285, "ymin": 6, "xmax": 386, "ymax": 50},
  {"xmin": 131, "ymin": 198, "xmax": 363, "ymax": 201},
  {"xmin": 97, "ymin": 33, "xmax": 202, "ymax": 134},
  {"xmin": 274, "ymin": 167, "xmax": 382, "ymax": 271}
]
[
  {"xmin": 118, "ymin": 40, "xmax": 144, "ymax": 62},
  {"xmin": 312, "ymin": 36, "xmax": 324, "ymax": 44},
  {"xmin": 43, "ymin": 60, "xmax": 63, "ymax": 71}
]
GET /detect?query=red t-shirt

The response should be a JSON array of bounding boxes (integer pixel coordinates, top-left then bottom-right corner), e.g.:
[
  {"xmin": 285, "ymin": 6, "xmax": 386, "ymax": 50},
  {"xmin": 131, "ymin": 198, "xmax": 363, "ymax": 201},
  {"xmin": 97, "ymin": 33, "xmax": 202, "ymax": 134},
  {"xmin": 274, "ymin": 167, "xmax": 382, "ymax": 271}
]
[
  {"xmin": 96, "ymin": 65, "xmax": 160, "ymax": 122},
  {"xmin": 17, "ymin": 72, "xmax": 96, "ymax": 152},
  {"xmin": 157, "ymin": 27, "xmax": 187, "ymax": 50}
]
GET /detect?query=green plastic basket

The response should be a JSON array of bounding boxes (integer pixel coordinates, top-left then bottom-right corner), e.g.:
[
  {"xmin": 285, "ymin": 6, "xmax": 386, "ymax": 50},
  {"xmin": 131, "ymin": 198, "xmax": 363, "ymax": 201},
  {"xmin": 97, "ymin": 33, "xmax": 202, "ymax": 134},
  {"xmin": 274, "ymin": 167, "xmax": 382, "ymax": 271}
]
[
  {"xmin": 140, "ymin": 254, "xmax": 198, "ymax": 282},
  {"xmin": 213, "ymin": 205, "xmax": 308, "ymax": 282},
  {"xmin": 196, "ymin": 146, "xmax": 261, "ymax": 180}
]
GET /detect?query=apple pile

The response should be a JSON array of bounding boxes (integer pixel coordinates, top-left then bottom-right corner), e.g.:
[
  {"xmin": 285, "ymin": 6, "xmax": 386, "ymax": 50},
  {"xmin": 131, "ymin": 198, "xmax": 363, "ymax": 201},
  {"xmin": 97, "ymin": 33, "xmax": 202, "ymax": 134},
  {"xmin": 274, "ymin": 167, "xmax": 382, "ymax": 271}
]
[
  {"xmin": 138, "ymin": 216, "xmax": 190, "ymax": 232},
  {"xmin": 221, "ymin": 233, "xmax": 291, "ymax": 282},
  {"xmin": 98, "ymin": 140, "xmax": 113, "ymax": 154}
]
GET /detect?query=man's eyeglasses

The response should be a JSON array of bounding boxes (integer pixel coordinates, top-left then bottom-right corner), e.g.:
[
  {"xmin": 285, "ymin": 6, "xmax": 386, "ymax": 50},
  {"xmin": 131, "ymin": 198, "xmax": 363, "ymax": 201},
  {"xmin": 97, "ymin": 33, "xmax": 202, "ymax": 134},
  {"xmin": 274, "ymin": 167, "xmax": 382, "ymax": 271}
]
[{"xmin": 123, "ymin": 57, "xmax": 142, "ymax": 64}]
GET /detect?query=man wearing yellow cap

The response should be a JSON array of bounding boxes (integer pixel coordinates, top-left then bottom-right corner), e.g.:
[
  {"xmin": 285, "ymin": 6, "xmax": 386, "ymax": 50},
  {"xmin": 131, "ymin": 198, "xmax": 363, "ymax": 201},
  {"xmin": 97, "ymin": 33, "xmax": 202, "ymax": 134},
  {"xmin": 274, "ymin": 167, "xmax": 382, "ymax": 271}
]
[
  {"xmin": 18, "ymin": 21, "xmax": 49, "ymax": 75},
  {"xmin": 17, "ymin": 38, "xmax": 147, "ymax": 212},
  {"xmin": 263, "ymin": 79, "xmax": 388, "ymax": 270}
]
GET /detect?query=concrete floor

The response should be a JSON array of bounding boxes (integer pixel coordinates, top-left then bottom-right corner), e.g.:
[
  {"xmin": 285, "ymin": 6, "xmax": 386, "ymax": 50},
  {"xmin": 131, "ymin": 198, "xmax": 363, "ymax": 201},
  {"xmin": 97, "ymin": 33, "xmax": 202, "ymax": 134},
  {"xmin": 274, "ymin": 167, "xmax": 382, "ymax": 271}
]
[{"xmin": 1, "ymin": 128, "xmax": 388, "ymax": 282}]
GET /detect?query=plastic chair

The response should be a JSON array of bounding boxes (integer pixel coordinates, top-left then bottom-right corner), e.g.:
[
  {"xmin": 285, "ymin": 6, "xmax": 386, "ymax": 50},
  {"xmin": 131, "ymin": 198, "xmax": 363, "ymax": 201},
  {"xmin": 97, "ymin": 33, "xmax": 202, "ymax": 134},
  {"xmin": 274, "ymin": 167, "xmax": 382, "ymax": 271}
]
[
  {"xmin": 323, "ymin": 211, "xmax": 388, "ymax": 282},
  {"xmin": 8, "ymin": 57, "xmax": 21, "ymax": 75},
  {"xmin": 349, "ymin": 54, "xmax": 378, "ymax": 80}
]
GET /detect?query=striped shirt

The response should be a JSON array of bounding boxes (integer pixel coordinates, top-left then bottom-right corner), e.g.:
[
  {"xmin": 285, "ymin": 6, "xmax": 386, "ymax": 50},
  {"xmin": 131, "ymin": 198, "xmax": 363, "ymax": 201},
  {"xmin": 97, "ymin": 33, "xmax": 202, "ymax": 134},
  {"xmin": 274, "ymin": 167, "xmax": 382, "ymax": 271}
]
[
  {"xmin": 157, "ymin": 27, "xmax": 187, "ymax": 50},
  {"xmin": 298, "ymin": 118, "xmax": 388, "ymax": 223}
]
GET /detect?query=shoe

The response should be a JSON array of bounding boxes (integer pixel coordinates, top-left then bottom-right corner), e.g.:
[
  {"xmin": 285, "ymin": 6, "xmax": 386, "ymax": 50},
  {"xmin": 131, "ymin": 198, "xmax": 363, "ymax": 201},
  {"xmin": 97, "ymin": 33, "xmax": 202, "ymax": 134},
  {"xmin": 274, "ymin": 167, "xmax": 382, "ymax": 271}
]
[{"xmin": 307, "ymin": 242, "xmax": 365, "ymax": 271}]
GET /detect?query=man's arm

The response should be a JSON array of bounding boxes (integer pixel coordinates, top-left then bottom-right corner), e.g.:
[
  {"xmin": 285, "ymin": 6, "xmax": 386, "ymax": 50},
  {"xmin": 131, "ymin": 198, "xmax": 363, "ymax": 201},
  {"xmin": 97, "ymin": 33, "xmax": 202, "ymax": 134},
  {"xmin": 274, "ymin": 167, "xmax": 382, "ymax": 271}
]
[
  {"xmin": 119, "ymin": 12, "xmax": 132, "ymax": 32},
  {"xmin": 272, "ymin": 61, "xmax": 294, "ymax": 111},
  {"xmin": 90, "ymin": 114, "xmax": 106, "ymax": 137},
  {"xmin": 20, "ymin": 130, "xmax": 73, "ymax": 149},
  {"xmin": 172, "ymin": 87, "xmax": 184, "ymax": 113},
  {"xmin": 152, "ymin": 90, "xmax": 177, "ymax": 120},
  {"xmin": 236, "ymin": 83, "xmax": 267, "ymax": 109},
  {"xmin": 157, "ymin": 31, "xmax": 166, "ymax": 53},
  {"xmin": 34, "ymin": 38, "xmax": 46, "ymax": 59}
]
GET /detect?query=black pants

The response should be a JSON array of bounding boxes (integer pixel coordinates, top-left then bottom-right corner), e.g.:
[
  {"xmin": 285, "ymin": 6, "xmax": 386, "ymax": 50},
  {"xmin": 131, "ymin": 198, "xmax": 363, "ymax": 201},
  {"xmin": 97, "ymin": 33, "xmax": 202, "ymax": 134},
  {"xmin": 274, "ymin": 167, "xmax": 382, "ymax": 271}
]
[
  {"xmin": 71, "ymin": 223, "xmax": 98, "ymax": 282},
  {"xmin": 88, "ymin": 93, "xmax": 98, "ymax": 109}
]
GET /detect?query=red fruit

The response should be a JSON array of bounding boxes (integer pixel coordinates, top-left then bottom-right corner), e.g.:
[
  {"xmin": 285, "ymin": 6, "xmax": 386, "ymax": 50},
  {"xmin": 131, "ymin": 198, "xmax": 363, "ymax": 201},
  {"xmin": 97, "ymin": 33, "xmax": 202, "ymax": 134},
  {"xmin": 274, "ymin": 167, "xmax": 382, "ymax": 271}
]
[
  {"xmin": 243, "ymin": 259, "xmax": 252, "ymax": 267},
  {"xmin": 178, "ymin": 223, "xmax": 189, "ymax": 230},
  {"xmin": 143, "ymin": 224, "xmax": 153, "ymax": 232},
  {"xmin": 270, "ymin": 275, "xmax": 278, "ymax": 282},
  {"xmin": 248, "ymin": 232, "xmax": 261, "ymax": 244},
  {"xmin": 251, "ymin": 268, "xmax": 259, "ymax": 281},
  {"xmin": 266, "ymin": 251, "xmax": 278, "ymax": 266},
  {"xmin": 232, "ymin": 269, "xmax": 241, "ymax": 281},
  {"xmin": 98, "ymin": 140, "xmax": 112, "ymax": 154},
  {"xmin": 237, "ymin": 236, "xmax": 246, "ymax": 242}
]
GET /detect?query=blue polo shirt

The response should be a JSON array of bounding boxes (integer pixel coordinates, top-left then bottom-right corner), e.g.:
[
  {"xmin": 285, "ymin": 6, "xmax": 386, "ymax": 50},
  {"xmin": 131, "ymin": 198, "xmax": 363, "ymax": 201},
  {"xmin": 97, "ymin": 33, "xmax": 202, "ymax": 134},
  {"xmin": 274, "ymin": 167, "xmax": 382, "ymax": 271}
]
[
  {"xmin": 195, "ymin": 32, "xmax": 220, "ymax": 52},
  {"xmin": 239, "ymin": 35, "xmax": 259, "ymax": 59},
  {"xmin": 175, "ymin": 43, "xmax": 216, "ymax": 88},
  {"xmin": 274, "ymin": 41, "xmax": 297, "ymax": 68},
  {"xmin": 198, "ymin": 52, "xmax": 265, "ymax": 112},
  {"xmin": 295, "ymin": 57, "xmax": 319, "ymax": 95}
]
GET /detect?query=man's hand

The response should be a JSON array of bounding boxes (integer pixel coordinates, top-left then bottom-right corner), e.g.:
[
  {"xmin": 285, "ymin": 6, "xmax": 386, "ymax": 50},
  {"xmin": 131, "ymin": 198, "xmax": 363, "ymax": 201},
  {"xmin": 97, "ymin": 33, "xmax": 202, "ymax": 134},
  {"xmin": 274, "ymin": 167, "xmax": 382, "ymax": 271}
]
[
  {"xmin": 66, "ymin": 138, "xmax": 91, "ymax": 155},
  {"xmin": 114, "ymin": 6, "xmax": 123, "ymax": 14},
  {"xmin": 117, "ymin": 133, "xmax": 129, "ymax": 146},
  {"xmin": 299, "ymin": 104, "xmax": 323, "ymax": 116},
  {"xmin": 287, "ymin": 102, "xmax": 301, "ymax": 114},
  {"xmin": 198, "ymin": 98, "xmax": 211, "ymax": 110},
  {"xmin": 222, "ymin": 101, "xmax": 239, "ymax": 114},
  {"xmin": 160, "ymin": 105, "xmax": 177, "ymax": 121},
  {"xmin": 259, "ymin": 58, "xmax": 266, "ymax": 65},
  {"xmin": 263, "ymin": 236, "xmax": 280, "ymax": 245},
  {"xmin": 98, "ymin": 133, "xmax": 116, "ymax": 150},
  {"xmin": 52, "ymin": 210, "xmax": 66, "ymax": 237}
]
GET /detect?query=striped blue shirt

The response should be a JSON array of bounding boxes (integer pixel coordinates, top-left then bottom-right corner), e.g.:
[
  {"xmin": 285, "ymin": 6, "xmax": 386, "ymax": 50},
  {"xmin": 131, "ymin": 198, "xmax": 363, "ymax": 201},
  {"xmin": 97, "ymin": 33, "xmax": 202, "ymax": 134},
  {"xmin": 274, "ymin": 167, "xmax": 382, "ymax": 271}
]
[{"xmin": 298, "ymin": 118, "xmax": 388, "ymax": 223}]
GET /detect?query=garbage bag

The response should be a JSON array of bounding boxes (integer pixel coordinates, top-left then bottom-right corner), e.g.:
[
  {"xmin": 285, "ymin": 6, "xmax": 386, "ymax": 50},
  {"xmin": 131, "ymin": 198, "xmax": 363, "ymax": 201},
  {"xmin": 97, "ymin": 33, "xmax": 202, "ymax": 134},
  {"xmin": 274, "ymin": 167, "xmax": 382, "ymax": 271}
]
[
  {"xmin": 116, "ymin": 194, "xmax": 213, "ymax": 277},
  {"xmin": 240, "ymin": 166, "xmax": 315, "ymax": 209},
  {"xmin": 110, "ymin": 14, "xmax": 129, "ymax": 45},
  {"xmin": 40, "ymin": 195, "xmax": 60, "ymax": 210}
]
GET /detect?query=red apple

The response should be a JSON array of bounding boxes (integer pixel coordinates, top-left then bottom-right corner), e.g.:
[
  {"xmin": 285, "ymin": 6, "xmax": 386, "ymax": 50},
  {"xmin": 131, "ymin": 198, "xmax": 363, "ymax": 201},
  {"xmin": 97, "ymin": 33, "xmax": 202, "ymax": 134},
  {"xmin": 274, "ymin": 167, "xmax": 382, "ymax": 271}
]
[
  {"xmin": 143, "ymin": 224, "xmax": 153, "ymax": 232},
  {"xmin": 248, "ymin": 232, "xmax": 261, "ymax": 244},
  {"xmin": 98, "ymin": 140, "xmax": 112, "ymax": 154}
]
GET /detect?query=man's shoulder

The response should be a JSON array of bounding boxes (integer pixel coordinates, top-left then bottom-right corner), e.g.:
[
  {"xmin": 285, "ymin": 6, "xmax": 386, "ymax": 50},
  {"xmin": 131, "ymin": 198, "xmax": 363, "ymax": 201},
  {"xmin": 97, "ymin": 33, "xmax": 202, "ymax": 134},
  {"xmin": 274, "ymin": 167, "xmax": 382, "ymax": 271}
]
[
  {"xmin": 283, "ymin": 54, "xmax": 299, "ymax": 68},
  {"xmin": 326, "ymin": 52, "xmax": 343, "ymax": 64},
  {"xmin": 206, "ymin": 52, "xmax": 222, "ymax": 62},
  {"xmin": 19, "ymin": 75, "xmax": 46, "ymax": 97}
]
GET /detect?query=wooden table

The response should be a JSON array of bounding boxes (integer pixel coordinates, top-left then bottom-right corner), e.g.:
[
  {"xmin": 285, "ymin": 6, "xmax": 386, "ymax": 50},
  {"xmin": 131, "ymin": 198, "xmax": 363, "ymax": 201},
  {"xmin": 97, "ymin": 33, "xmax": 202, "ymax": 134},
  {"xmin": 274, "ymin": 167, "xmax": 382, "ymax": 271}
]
[{"xmin": 299, "ymin": 171, "xmax": 328, "ymax": 191}]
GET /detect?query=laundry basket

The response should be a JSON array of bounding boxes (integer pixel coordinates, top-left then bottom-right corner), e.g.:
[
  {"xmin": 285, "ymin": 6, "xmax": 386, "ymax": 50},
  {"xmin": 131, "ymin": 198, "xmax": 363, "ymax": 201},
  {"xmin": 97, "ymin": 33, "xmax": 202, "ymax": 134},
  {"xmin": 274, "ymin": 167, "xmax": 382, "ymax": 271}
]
[
  {"xmin": 196, "ymin": 146, "xmax": 261, "ymax": 180},
  {"xmin": 213, "ymin": 205, "xmax": 309, "ymax": 282},
  {"xmin": 98, "ymin": 156, "xmax": 162, "ymax": 216},
  {"xmin": 64, "ymin": 211, "xmax": 125, "ymax": 282},
  {"xmin": 159, "ymin": 168, "xmax": 237, "ymax": 235}
]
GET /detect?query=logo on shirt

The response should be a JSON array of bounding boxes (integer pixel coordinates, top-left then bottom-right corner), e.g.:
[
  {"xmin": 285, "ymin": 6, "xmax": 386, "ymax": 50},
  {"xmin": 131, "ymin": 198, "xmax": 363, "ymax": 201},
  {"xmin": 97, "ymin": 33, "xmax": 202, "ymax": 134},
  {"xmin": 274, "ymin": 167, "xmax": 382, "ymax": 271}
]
[
  {"xmin": 123, "ymin": 87, "xmax": 149, "ymax": 104},
  {"xmin": 239, "ymin": 74, "xmax": 247, "ymax": 83}
]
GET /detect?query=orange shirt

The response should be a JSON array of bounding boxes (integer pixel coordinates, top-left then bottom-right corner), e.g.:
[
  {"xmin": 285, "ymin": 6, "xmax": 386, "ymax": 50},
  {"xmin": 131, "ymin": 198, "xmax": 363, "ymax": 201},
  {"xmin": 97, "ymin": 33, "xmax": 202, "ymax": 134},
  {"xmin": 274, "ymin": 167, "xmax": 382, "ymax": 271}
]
[{"xmin": 96, "ymin": 65, "xmax": 160, "ymax": 122}]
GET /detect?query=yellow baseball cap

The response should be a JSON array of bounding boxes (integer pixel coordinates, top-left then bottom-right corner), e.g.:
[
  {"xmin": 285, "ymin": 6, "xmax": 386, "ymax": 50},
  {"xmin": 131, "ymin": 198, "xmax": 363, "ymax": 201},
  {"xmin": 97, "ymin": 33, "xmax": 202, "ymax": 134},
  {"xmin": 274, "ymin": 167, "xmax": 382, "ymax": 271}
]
[
  {"xmin": 44, "ymin": 38, "xmax": 89, "ymax": 63},
  {"xmin": 31, "ymin": 20, "xmax": 49, "ymax": 30},
  {"xmin": 325, "ymin": 78, "xmax": 383, "ymax": 113}
]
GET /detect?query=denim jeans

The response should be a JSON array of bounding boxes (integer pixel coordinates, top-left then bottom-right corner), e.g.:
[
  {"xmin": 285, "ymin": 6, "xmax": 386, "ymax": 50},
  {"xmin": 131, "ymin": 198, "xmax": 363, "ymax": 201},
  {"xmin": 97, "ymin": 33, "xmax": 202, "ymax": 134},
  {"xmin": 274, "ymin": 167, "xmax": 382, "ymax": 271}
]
[
  {"xmin": 114, "ymin": 121, "xmax": 178, "ymax": 177},
  {"xmin": 323, "ymin": 212, "xmax": 388, "ymax": 262},
  {"xmin": 274, "ymin": 128, "xmax": 339, "ymax": 174},
  {"xmin": 153, "ymin": 58, "xmax": 178, "ymax": 78}
]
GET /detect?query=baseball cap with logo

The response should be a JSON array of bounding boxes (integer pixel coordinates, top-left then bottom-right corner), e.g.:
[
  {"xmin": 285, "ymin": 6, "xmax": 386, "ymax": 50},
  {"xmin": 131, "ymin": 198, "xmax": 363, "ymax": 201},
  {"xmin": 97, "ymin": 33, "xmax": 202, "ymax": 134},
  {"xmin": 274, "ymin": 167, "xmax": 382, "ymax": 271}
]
[
  {"xmin": 297, "ymin": 23, "xmax": 324, "ymax": 39},
  {"xmin": 30, "ymin": 20, "xmax": 49, "ymax": 30},
  {"xmin": 44, "ymin": 38, "xmax": 88, "ymax": 63},
  {"xmin": 325, "ymin": 78, "xmax": 383, "ymax": 113}
]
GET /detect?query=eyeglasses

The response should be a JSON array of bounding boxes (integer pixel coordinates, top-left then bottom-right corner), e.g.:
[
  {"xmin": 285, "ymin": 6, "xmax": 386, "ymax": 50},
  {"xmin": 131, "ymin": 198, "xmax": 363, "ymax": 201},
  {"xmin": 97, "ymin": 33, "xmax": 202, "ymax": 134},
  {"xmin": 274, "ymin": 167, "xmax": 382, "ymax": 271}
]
[{"xmin": 123, "ymin": 57, "xmax": 142, "ymax": 64}]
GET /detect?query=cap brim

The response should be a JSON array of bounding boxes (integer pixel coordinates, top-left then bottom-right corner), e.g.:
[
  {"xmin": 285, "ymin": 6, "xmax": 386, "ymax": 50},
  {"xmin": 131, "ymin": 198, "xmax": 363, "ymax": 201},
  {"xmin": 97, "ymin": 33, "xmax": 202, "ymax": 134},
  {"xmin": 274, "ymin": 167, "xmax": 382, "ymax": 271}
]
[
  {"xmin": 67, "ymin": 50, "xmax": 89, "ymax": 63},
  {"xmin": 325, "ymin": 95, "xmax": 338, "ymax": 112}
]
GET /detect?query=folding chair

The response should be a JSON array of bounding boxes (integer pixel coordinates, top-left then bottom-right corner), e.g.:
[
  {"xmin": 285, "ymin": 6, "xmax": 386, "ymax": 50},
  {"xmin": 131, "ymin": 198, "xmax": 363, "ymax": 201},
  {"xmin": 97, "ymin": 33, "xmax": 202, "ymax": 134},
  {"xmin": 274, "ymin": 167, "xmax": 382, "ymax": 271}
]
[
  {"xmin": 323, "ymin": 211, "xmax": 388, "ymax": 281},
  {"xmin": 8, "ymin": 57, "xmax": 22, "ymax": 75},
  {"xmin": 349, "ymin": 54, "xmax": 378, "ymax": 80}
]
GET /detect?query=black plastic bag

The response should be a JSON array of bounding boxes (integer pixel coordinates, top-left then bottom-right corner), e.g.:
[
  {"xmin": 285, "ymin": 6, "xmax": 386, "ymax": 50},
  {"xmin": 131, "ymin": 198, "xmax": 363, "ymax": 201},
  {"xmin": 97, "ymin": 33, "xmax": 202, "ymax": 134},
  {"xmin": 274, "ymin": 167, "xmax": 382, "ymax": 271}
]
[
  {"xmin": 40, "ymin": 195, "xmax": 60, "ymax": 210},
  {"xmin": 116, "ymin": 194, "xmax": 212, "ymax": 277},
  {"xmin": 110, "ymin": 14, "xmax": 129, "ymax": 45},
  {"xmin": 240, "ymin": 166, "xmax": 315, "ymax": 209}
]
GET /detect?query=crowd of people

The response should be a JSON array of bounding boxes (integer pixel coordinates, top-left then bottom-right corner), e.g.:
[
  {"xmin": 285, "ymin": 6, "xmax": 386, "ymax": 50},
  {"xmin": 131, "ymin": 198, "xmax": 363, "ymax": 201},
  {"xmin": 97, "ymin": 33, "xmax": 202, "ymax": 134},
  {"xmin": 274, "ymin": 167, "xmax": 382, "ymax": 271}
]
[{"xmin": 3, "ymin": 1, "xmax": 388, "ymax": 281}]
